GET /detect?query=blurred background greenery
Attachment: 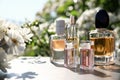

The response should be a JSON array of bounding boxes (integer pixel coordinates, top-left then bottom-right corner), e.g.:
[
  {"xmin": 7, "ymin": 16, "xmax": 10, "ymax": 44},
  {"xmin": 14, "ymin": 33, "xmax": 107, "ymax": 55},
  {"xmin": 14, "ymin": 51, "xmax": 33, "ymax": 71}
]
[{"xmin": 22, "ymin": 0, "xmax": 120, "ymax": 56}]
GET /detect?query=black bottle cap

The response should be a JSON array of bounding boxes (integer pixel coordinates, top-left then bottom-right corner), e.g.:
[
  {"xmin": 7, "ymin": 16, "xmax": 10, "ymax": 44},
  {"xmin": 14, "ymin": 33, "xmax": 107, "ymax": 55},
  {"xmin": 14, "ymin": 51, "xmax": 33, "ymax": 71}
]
[{"xmin": 95, "ymin": 9, "xmax": 109, "ymax": 28}]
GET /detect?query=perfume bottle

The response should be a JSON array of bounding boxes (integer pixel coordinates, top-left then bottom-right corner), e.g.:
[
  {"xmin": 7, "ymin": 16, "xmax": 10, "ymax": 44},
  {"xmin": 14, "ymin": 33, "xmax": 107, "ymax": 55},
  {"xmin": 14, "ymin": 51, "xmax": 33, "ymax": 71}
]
[
  {"xmin": 89, "ymin": 9, "xmax": 115, "ymax": 65},
  {"xmin": 80, "ymin": 40, "xmax": 94, "ymax": 70},
  {"xmin": 50, "ymin": 20, "xmax": 66, "ymax": 65},
  {"xmin": 64, "ymin": 16, "xmax": 79, "ymax": 68}
]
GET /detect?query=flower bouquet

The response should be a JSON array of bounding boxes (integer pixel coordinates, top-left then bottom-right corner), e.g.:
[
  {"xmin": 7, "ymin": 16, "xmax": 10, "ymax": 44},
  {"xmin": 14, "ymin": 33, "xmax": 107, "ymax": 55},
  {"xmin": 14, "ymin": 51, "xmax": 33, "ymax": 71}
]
[{"xmin": 0, "ymin": 18, "xmax": 33, "ymax": 72}]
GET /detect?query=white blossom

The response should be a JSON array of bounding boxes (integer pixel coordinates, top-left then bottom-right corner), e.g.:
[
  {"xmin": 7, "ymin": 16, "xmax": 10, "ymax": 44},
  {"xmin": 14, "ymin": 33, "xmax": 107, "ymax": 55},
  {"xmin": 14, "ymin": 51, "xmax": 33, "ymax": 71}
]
[
  {"xmin": 0, "ymin": 18, "xmax": 33, "ymax": 56},
  {"xmin": 76, "ymin": 7, "xmax": 101, "ymax": 28},
  {"xmin": 18, "ymin": 28, "xmax": 33, "ymax": 42},
  {"xmin": 0, "ymin": 20, "xmax": 7, "ymax": 40},
  {"xmin": 5, "ymin": 29, "xmax": 26, "ymax": 55},
  {"xmin": 2, "ymin": 21, "xmax": 18, "ymax": 30},
  {"xmin": 114, "ymin": 27, "xmax": 120, "ymax": 39}
]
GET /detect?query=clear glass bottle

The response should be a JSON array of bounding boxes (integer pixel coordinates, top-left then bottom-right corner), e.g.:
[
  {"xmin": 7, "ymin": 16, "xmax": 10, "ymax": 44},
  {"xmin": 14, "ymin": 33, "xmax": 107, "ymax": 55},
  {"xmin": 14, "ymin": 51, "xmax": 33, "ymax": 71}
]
[
  {"xmin": 50, "ymin": 20, "xmax": 66, "ymax": 65},
  {"xmin": 64, "ymin": 16, "xmax": 79, "ymax": 68},
  {"xmin": 89, "ymin": 9, "xmax": 115, "ymax": 65},
  {"xmin": 80, "ymin": 40, "xmax": 94, "ymax": 70}
]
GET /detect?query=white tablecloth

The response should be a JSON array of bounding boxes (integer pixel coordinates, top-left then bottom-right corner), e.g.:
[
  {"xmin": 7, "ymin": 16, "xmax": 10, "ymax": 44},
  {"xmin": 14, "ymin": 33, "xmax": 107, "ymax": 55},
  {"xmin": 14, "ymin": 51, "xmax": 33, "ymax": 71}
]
[{"xmin": 5, "ymin": 57, "xmax": 120, "ymax": 80}]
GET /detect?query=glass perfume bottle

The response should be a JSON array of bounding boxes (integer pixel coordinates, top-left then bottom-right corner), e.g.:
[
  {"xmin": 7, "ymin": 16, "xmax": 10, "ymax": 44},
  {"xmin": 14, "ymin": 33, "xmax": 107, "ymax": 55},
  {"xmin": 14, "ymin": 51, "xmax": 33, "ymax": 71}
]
[
  {"xmin": 64, "ymin": 16, "xmax": 79, "ymax": 68},
  {"xmin": 80, "ymin": 40, "xmax": 94, "ymax": 70},
  {"xmin": 50, "ymin": 20, "xmax": 66, "ymax": 65},
  {"xmin": 89, "ymin": 9, "xmax": 115, "ymax": 65}
]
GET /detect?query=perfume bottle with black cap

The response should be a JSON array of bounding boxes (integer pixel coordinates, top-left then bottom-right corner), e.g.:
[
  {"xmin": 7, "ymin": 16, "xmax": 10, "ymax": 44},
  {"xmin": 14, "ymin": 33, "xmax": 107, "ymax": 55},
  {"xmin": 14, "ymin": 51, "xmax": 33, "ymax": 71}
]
[{"xmin": 89, "ymin": 9, "xmax": 115, "ymax": 65}]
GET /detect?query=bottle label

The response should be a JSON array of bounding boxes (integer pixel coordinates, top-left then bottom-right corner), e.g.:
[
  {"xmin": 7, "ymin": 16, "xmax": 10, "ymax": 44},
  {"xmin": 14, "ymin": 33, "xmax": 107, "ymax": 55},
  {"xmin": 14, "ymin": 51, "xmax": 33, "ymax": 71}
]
[
  {"xmin": 80, "ymin": 49, "xmax": 89, "ymax": 67},
  {"xmin": 80, "ymin": 48, "xmax": 94, "ymax": 70}
]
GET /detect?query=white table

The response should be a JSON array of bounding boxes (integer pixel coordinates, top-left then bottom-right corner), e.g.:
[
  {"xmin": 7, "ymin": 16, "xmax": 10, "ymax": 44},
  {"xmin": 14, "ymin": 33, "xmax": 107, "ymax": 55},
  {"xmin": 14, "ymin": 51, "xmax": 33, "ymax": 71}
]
[{"xmin": 5, "ymin": 57, "xmax": 120, "ymax": 80}]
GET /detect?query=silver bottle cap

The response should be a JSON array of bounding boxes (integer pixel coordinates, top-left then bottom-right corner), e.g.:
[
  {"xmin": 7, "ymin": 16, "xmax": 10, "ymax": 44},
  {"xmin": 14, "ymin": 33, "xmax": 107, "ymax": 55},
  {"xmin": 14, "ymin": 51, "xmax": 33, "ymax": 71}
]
[{"xmin": 56, "ymin": 20, "xmax": 65, "ymax": 35}]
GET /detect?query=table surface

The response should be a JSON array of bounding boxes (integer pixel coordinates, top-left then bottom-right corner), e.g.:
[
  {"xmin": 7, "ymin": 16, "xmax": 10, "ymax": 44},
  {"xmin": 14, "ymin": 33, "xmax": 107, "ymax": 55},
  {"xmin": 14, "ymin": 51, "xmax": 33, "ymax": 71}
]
[{"xmin": 5, "ymin": 57, "xmax": 120, "ymax": 80}]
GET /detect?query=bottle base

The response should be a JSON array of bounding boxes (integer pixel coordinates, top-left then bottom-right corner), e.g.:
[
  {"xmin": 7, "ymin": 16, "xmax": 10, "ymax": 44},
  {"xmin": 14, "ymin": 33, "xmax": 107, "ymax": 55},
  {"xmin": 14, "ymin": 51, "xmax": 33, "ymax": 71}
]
[
  {"xmin": 51, "ymin": 59, "xmax": 64, "ymax": 67},
  {"xmin": 94, "ymin": 56, "xmax": 114, "ymax": 65}
]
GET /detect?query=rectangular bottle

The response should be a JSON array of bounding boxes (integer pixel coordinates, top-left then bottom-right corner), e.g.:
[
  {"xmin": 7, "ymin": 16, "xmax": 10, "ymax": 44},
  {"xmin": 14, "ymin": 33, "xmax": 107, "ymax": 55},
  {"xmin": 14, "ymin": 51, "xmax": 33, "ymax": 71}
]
[
  {"xmin": 89, "ymin": 9, "xmax": 115, "ymax": 65},
  {"xmin": 64, "ymin": 16, "xmax": 79, "ymax": 68},
  {"xmin": 89, "ymin": 28, "xmax": 115, "ymax": 65},
  {"xmin": 80, "ymin": 40, "xmax": 94, "ymax": 70},
  {"xmin": 50, "ymin": 20, "xmax": 66, "ymax": 65}
]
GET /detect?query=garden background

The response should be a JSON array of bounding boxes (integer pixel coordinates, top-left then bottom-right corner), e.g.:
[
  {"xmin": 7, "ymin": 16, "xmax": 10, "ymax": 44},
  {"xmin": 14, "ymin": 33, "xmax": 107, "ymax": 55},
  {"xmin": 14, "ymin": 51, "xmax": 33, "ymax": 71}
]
[{"xmin": 0, "ymin": 0, "xmax": 120, "ymax": 59}]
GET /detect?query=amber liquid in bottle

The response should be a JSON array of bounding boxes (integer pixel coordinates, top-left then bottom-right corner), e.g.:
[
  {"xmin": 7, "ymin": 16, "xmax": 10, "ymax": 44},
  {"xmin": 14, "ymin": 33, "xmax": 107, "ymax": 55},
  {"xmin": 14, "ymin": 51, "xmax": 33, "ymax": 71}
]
[
  {"xmin": 89, "ymin": 29, "xmax": 115, "ymax": 65},
  {"xmin": 52, "ymin": 39, "xmax": 65, "ymax": 50},
  {"xmin": 51, "ymin": 38, "xmax": 66, "ymax": 65},
  {"xmin": 66, "ymin": 37, "xmax": 79, "ymax": 49},
  {"xmin": 90, "ymin": 37, "xmax": 114, "ymax": 56},
  {"xmin": 50, "ymin": 20, "xmax": 66, "ymax": 65}
]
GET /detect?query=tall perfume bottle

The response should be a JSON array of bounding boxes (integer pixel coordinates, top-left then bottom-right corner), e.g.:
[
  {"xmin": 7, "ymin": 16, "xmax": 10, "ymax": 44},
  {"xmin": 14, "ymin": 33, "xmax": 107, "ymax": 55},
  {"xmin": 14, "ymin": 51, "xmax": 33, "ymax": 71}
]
[
  {"xmin": 50, "ymin": 20, "xmax": 66, "ymax": 65},
  {"xmin": 64, "ymin": 16, "xmax": 79, "ymax": 68},
  {"xmin": 89, "ymin": 9, "xmax": 115, "ymax": 65}
]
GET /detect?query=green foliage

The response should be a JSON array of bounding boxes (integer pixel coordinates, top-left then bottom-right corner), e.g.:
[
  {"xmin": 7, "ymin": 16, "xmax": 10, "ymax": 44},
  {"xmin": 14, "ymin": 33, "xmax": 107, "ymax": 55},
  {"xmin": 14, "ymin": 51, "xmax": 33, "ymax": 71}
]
[
  {"xmin": 57, "ymin": 0, "xmax": 79, "ymax": 17},
  {"xmin": 22, "ymin": 20, "xmax": 55, "ymax": 57},
  {"xmin": 70, "ymin": 10, "xmax": 79, "ymax": 17},
  {"xmin": 102, "ymin": 0, "xmax": 119, "ymax": 14},
  {"xmin": 95, "ymin": 0, "xmax": 119, "ymax": 14}
]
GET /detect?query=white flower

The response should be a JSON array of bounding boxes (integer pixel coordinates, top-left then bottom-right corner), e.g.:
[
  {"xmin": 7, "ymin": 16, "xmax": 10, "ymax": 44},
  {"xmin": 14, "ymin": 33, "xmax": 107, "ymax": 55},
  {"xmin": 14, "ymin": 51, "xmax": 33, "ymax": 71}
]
[
  {"xmin": 0, "ymin": 28, "xmax": 5, "ymax": 40},
  {"xmin": 76, "ymin": 7, "xmax": 101, "ymax": 28},
  {"xmin": 114, "ymin": 27, "xmax": 120, "ymax": 39},
  {"xmin": 31, "ymin": 26, "xmax": 38, "ymax": 32},
  {"xmin": 3, "ymin": 21, "xmax": 18, "ymax": 30},
  {"xmin": 31, "ymin": 26, "xmax": 40, "ymax": 36},
  {"xmin": 0, "ymin": 20, "xmax": 6, "ymax": 40},
  {"xmin": 5, "ymin": 29, "xmax": 26, "ymax": 55},
  {"xmin": 19, "ymin": 28, "xmax": 33, "ymax": 42}
]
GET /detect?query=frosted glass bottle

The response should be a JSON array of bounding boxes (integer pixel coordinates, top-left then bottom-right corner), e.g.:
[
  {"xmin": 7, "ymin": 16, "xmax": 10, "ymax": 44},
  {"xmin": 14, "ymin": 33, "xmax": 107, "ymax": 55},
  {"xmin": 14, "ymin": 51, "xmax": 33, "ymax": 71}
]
[{"xmin": 50, "ymin": 20, "xmax": 66, "ymax": 65}]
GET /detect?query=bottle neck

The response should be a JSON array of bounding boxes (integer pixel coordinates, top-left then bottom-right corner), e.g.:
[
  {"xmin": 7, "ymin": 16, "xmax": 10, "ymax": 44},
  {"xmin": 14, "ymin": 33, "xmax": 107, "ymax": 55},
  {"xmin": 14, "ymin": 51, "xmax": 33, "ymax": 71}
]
[
  {"xmin": 96, "ymin": 28, "xmax": 107, "ymax": 31},
  {"xmin": 70, "ymin": 15, "xmax": 75, "ymax": 25}
]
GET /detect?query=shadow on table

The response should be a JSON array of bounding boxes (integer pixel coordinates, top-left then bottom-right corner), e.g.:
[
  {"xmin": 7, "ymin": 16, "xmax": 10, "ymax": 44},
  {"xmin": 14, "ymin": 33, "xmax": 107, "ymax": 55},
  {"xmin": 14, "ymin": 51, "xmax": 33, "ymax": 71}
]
[
  {"xmin": 7, "ymin": 71, "xmax": 38, "ymax": 80},
  {"xmin": 68, "ymin": 67, "xmax": 112, "ymax": 78},
  {"xmin": 16, "ymin": 72, "xmax": 38, "ymax": 80},
  {"xmin": 67, "ymin": 64, "xmax": 120, "ymax": 78},
  {"xmin": 97, "ymin": 64, "xmax": 120, "ymax": 73},
  {"xmin": 51, "ymin": 61, "xmax": 64, "ymax": 67},
  {"xmin": 19, "ymin": 57, "xmax": 46, "ymax": 64},
  {"xmin": 51, "ymin": 62, "xmax": 119, "ymax": 78}
]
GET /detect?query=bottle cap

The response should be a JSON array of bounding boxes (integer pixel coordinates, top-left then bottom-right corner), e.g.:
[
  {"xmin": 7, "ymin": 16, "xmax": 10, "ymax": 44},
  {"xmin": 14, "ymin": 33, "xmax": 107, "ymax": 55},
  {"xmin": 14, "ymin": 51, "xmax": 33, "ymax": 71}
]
[
  {"xmin": 80, "ymin": 40, "xmax": 91, "ymax": 49},
  {"xmin": 70, "ymin": 15, "xmax": 75, "ymax": 25},
  {"xmin": 95, "ymin": 9, "xmax": 109, "ymax": 28},
  {"xmin": 66, "ymin": 43, "xmax": 73, "ymax": 49},
  {"xmin": 56, "ymin": 20, "xmax": 65, "ymax": 35}
]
